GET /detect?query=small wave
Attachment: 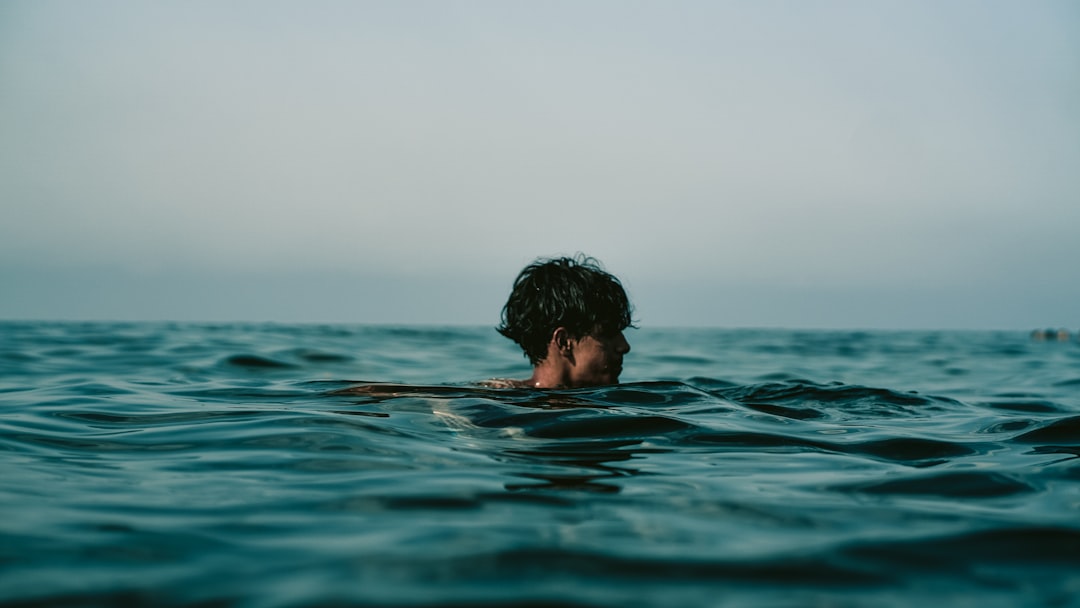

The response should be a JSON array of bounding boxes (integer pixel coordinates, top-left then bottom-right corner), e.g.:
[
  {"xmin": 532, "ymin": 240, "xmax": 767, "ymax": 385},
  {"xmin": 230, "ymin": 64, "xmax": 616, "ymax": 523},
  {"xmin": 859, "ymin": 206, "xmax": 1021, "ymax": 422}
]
[
  {"xmin": 290, "ymin": 349, "xmax": 353, "ymax": 363},
  {"xmin": 842, "ymin": 525, "xmax": 1080, "ymax": 570},
  {"xmin": 846, "ymin": 437, "xmax": 978, "ymax": 465},
  {"xmin": 835, "ymin": 471, "xmax": 1035, "ymax": 498},
  {"xmin": 980, "ymin": 399, "xmax": 1064, "ymax": 414},
  {"xmin": 221, "ymin": 354, "xmax": 297, "ymax": 369},
  {"xmin": 717, "ymin": 379, "xmax": 959, "ymax": 419},
  {"xmin": 1013, "ymin": 415, "xmax": 1080, "ymax": 445}
]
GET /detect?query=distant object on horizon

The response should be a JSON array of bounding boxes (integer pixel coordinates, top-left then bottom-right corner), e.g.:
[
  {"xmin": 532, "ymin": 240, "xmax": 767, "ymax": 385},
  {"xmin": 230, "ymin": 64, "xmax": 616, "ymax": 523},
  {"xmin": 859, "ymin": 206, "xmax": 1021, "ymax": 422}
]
[{"xmin": 1030, "ymin": 328, "xmax": 1075, "ymax": 342}]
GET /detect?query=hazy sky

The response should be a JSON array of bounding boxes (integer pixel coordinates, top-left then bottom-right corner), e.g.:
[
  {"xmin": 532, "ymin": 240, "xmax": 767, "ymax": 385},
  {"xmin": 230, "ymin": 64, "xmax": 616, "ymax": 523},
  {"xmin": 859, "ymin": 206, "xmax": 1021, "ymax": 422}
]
[{"xmin": 2, "ymin": 1, "xmax": 1078, "ymax": 328}]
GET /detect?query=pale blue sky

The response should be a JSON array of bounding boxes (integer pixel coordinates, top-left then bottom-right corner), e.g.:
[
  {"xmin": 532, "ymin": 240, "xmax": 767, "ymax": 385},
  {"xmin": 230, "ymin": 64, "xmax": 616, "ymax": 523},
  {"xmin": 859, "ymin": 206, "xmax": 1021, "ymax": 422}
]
[{"xmin": 2, "ymin": 1, "xmax": 1078, "ymax": 328}]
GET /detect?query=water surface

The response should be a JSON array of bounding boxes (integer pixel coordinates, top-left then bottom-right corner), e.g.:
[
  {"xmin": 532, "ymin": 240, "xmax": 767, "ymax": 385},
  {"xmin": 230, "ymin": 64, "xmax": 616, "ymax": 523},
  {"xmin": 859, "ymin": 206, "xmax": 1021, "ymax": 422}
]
[{"xmin": 1, "ymin": 323, "xmax": 1078, "ymax": 606}]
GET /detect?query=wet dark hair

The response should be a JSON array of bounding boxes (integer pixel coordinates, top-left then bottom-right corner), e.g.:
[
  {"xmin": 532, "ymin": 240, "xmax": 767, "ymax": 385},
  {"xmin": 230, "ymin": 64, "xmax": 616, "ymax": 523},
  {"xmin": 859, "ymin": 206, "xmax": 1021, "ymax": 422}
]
[{"xmin": 497, "ymin": 254, "xmax": 634, "ymax": 365}]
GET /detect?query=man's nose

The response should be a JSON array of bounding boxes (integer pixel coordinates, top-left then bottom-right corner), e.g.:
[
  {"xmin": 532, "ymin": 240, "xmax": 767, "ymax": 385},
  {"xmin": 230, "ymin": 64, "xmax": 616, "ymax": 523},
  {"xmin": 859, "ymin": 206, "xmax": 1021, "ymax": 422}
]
[{"xmin": 617, "ymin": 332, "xmax": 631, "ymax": 354}]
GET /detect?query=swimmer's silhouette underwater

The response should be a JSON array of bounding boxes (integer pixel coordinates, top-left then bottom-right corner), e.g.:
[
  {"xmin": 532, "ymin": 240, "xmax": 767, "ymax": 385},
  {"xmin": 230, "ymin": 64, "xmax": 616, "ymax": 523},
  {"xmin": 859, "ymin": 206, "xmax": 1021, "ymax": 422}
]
[{"xmin": 338, "ymin": 254, "xmax": 634, "ymax": 395}]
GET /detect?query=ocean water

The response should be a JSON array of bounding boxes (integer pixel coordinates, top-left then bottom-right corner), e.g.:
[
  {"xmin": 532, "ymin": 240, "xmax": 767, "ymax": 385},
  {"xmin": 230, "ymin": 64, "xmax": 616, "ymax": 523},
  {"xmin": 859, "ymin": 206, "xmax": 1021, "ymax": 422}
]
[{"xmin": 1, "ymin": 322, "xmax": 1078, "ymax": 607}]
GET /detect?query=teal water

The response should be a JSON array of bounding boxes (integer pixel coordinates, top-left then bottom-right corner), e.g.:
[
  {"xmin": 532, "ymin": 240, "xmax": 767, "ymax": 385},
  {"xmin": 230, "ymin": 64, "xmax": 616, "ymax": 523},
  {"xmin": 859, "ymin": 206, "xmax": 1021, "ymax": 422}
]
[{"xmin": 1, "ymin": 322, "xmax": 1078, "ymax": 607}]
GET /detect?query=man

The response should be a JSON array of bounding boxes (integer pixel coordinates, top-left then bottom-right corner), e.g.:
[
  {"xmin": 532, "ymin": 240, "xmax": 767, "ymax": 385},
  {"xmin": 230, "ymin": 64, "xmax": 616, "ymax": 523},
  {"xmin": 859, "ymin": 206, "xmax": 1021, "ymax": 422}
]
[{"xmin": 489, "ymin": 255, "xmax": 633, "ymax": 389}]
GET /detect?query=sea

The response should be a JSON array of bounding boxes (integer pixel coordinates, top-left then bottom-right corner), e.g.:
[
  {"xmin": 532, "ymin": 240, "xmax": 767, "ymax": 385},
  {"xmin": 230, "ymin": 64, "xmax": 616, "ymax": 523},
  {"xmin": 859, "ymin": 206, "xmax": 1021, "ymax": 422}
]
[{"xmin": 1, "ymin": 321, "xmax": 1078, "ymax": 607}]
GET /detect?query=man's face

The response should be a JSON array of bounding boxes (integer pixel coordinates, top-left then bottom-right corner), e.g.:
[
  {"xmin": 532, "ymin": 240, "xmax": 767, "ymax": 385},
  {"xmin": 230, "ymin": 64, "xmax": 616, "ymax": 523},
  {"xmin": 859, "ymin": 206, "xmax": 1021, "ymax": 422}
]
[{"xmin": 569, "ymin": 329, "xmax": 631, "ymax": 387}]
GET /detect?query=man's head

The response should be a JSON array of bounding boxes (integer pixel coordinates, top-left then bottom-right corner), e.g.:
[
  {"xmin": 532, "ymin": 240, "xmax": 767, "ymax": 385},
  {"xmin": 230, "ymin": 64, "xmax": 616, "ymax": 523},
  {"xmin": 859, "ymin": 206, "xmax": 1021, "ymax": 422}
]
[{"xmin": 497, "ymin": 255, "xmax": 633, "ymax": 385}]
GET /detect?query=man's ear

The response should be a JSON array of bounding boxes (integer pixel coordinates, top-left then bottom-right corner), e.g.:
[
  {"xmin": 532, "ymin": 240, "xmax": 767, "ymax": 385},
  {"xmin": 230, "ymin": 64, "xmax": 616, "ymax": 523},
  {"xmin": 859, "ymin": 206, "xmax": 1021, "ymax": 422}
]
[{"xmin": 552, "ymin": 327, "xmax": 573, "ymax": 354}]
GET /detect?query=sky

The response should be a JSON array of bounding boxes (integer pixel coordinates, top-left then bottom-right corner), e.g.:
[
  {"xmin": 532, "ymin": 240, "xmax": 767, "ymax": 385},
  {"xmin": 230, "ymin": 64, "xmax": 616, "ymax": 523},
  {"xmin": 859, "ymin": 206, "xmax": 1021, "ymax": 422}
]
[{"xmin": 2, "ymin": 0, "xmax": 1078, "ymax": 329}]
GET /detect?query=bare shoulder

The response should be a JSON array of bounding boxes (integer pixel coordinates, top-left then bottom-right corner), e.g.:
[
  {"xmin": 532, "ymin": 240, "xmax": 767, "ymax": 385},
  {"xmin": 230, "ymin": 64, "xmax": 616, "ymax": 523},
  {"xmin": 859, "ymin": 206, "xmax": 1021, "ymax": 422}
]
[
  {"xmin": 331, "ymin": 380, "xmax": 532, "ymax": 396},
  {"xmin": 331, "ymin": 382, "xmax": 465, "ymax": 396},
  {"xmin": 475, "ymin": 378, "xmax": 533, "ymax": 389}
]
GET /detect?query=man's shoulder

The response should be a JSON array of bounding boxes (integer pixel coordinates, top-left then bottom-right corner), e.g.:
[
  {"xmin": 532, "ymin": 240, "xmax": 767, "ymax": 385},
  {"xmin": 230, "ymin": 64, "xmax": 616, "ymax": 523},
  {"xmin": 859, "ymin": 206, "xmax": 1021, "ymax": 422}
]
[{"xmin": 476, "ymin": 378, "xmax": 532, "ymax": 389}]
